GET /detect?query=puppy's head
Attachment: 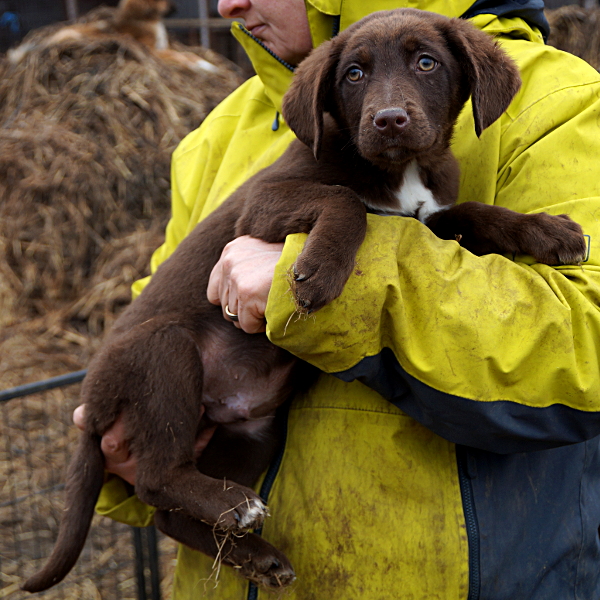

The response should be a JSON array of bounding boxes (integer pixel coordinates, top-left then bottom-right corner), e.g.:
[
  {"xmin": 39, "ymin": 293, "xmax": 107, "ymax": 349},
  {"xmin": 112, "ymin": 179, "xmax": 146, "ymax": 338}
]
[{"xmin": 282, "ymin": 9, "xmax": 521, "ymax": 165}]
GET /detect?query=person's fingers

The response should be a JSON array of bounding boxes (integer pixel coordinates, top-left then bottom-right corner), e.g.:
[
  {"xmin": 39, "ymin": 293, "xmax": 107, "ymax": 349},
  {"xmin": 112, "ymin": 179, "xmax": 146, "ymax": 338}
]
[
  {"xmin": 236, "ymin": 285, "xmax": 267, "ymax": 333},
  {"xmin": 208, "ymin": 243, "xmax": 239, "ymax": 325},
  {"xmin": 73, "ymin": 404, "xmax": 85, "ymax": 431},
  {"xmin": 104, "ymin": 454, "xmax": 138, "ymax": 486},
  {"xmin": 75, "ymin": 405, "xmax": 136, "ymax": 482},
  {"xmin": 206, "ymin": 257, "xmax": 223, "ymax": 305},
  {"xmin": 222, "ymin": 268, "xmax": 238, "ymax": 325},
  {"xmin": 98, "ymin": 407, "xmax": 214, "ymax": 485},
  {"xmin": 207, "ymin": 236, "xmax": 283, "ymax": 333},
  {"xmin": 100, "ymin": 414, "xmax": 130, "ymax": 464},
  {"xmin": 74, "ymin": 409, "xmax": 214, "ymax": 485},
  {"xmin": 194, "ymin": 425, "xmax": 217, "ymax": 458},
  {"xmin": 99, "ymin": 415, "xmax": 138, "ymax": 484}
]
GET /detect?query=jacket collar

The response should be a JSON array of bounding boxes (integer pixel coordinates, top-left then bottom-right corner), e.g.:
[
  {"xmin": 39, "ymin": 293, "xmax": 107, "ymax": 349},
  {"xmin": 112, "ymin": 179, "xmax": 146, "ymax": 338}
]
[{"xmin": 231, "ymin": 22, "xmax": 295, "ymax": 113}]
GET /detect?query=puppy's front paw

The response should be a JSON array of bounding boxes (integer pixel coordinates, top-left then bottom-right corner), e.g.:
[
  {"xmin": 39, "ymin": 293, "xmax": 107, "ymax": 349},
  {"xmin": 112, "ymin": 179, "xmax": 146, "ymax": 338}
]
[
  {"xmin": 522, "ymin": 213, "xmax": 587, "ymax": 265},
  {"xmin": 291, "ymin": 255, "xmax": 352, "ymax": 312},
  {"xmin": 235, "ymin": 497, "xmax": 270, "ymax": 530},
  {"xmin": 216, "ymin": 492, "xmax": 269, "ymax": 532}
]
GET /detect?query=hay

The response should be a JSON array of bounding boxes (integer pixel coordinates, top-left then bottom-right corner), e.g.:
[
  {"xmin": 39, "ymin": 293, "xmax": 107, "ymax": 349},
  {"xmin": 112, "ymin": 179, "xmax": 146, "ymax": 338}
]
[
  {"xmin": 0, "ymin": 7, "xmax": 242, "ymax": 381},
  {"xmin": 546, "ymin": 5, "xmax": 600, "ymax": 71},
  {"xmin": 0, "ymin": 10, "xmax": 242, "ymax": 597}
]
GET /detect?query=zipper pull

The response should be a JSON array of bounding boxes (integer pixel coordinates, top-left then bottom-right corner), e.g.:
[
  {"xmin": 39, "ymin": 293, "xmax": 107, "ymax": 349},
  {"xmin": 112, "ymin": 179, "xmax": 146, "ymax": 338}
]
[{"xmin": 272, "ymin": 111, "xmax": 280, "ymax": 132}]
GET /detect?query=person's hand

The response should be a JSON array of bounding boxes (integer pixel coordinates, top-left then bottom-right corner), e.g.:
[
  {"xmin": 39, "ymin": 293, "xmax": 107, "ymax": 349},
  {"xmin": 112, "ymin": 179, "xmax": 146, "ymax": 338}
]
[
  {"xmin": 73, "ymin": 405, "xmax": 216, "ymax": 486},
  {"xmin": 207, "ymin": 235, "xmax": 284, "ymax": 333}
]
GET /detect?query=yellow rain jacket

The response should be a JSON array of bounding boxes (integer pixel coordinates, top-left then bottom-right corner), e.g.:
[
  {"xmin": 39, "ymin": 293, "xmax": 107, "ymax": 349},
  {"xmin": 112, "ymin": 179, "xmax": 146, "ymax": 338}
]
[{"xmin": 97, "ymin": 1, "xmax": 600, "ymax": 598}]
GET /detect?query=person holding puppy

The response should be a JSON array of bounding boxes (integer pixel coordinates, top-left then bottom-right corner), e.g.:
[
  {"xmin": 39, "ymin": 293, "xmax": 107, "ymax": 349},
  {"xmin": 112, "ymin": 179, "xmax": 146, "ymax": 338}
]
[{"xmin": 77, "ymin": 0, "xmax": 600, "ymax": 598}]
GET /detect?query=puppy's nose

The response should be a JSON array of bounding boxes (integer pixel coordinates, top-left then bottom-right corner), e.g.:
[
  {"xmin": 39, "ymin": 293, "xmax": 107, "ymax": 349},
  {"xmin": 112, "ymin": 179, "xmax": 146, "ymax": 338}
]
[{"xmin": 373, "ymin": 108, "xmax": 410, "ymax": 134}]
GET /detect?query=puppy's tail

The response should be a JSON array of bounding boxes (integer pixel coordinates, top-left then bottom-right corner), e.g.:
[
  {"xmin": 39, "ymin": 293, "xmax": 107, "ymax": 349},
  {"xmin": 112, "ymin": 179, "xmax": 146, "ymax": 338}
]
[{"xmin": 22, "ymin": 431, "xmax": 105, "ymax": 593}]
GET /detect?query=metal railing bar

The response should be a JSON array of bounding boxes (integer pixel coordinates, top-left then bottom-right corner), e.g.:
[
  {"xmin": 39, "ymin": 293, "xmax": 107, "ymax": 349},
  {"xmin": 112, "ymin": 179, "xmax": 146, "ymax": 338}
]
[
  {"xmin": 164, "ymin": 17, "xmax": 242, "ymax": 29},
  {"xmin": 147, "ymin": 525, "xmax": 161, "ymax": 600},
  {"xmin": 0, "ymin": 370, "xmax": 87, "ymax": 403},
  {"xmin": 133, "ymin": 527, "xmax": 148, "ymax": 600},
  {"xmin": 1, "ymin": 374, "xmax": 164, "ymax": 599},
  {"xmin": 0, "ymin": 483, "xmax": 65, "ymax": 509}
]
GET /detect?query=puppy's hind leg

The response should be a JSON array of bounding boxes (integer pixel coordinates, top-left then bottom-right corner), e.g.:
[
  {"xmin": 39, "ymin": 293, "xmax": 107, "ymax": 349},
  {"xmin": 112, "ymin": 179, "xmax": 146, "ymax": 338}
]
[
  {"xmin": 154, "ymin": 510, "xmax": 295, "ymax": 589},
  {"xmin": 127, "ymin": 323, "xmax": 269, "ymax": 532}
]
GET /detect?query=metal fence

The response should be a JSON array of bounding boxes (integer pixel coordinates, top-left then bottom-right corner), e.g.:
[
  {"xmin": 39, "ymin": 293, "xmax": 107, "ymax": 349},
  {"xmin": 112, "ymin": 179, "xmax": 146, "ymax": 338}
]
[{"xmin": 0, "ymin": 373, "xmax": 173, "ymax": 600}]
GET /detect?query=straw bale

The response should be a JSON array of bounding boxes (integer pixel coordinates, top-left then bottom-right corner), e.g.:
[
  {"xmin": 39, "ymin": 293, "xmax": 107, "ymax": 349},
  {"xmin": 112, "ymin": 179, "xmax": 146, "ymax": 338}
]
[
  {"xmin": 546, "ymin": 5, "xmax": 600, "ymax": 71},
  {"xmin": 0, "ymin": 28, "xmax": 241, "ymax": 315},
  {"xmin": 0, "ymin": 11, "xmax": 238, "ymax": 597},
  {"xmin": 0, "ymin": 9, "xmax": 242, "ymax": 382}
]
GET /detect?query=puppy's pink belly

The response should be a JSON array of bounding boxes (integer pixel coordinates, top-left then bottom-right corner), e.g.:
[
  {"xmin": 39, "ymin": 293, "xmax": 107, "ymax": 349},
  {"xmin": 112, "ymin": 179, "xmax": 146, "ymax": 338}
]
[
  {"xmin": 203, "ymin": 392, "xmax": 256, "ymax": 422},
  {"xmin": 202, "ymin": 352, "xmax": 294, "ymax": 428}
]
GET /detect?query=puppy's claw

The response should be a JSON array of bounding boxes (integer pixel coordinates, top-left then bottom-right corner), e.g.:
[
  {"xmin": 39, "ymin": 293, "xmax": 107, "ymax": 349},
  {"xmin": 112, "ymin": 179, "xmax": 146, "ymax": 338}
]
[{"xmin": 293, "ymin": 266, "xmax": 308, "ymax": 282}]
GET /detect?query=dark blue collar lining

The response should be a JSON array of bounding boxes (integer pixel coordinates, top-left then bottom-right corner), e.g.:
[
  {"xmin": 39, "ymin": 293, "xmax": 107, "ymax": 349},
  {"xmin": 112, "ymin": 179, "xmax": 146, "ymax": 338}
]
[{"xmin": 460, "ymin": 0, "xmax": 550, "ymax": 41}]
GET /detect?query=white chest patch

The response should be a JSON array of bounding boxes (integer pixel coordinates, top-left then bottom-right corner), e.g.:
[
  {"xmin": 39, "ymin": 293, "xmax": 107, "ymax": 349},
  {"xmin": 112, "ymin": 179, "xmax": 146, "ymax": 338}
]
[
  {"xmin": 393, "ymin": 160, "xmax": 443, "ymax": 223},
  {"xmin": 154, "ymin": 22, "xmax": 169, "ymax": 50}
]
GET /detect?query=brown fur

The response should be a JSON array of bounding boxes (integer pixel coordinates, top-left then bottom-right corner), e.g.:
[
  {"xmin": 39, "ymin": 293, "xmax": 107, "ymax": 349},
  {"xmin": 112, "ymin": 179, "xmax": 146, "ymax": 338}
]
[
  {"xmin": 546, "ymin": 6, "xmax": 600, "ymax": 72},
  {"xmin": 23, "ymin": 9, "xmax": 587, "ymax": 594}
]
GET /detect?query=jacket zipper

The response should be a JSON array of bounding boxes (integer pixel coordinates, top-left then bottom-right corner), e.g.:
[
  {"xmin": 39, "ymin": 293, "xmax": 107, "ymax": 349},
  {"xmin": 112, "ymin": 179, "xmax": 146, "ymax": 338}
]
[
  {"xmin": 237, "ymin": 26, "xmax": 293, "ymax": 136},
  {"xmin": 457, "ymin": 445, "xmax": 481, "ymax": 600},
  {"xmin": 246, "ymin": 403, "xmax": 290, "ymax": 600},
  {"xmin": 237, "ymin": 25, "xmax": 296, "ymax": 73}
]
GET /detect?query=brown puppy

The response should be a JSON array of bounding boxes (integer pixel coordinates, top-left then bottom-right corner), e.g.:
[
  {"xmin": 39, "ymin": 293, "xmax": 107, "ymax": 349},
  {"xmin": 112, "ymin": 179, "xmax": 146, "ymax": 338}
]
[
  {"xmin": 23, "ymin": 8, "xmax": 587, "ymax": 594},
  {"xmin": 9, "ymin": 0, "xmax": 219, "ymax": 73}
]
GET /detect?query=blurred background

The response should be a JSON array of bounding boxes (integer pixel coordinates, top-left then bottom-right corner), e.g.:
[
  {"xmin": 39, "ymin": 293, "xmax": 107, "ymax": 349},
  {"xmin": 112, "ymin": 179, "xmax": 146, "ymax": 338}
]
[{"xmin": 0, "ymin": 1, "xmax": 599, "ymax": 598}]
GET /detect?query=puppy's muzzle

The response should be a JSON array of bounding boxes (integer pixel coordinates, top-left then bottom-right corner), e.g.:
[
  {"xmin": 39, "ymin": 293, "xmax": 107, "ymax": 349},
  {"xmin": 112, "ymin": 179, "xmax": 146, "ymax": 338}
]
[{"xmin": 373, "ymin": 108, "xmax": 410, "ymax": 136}]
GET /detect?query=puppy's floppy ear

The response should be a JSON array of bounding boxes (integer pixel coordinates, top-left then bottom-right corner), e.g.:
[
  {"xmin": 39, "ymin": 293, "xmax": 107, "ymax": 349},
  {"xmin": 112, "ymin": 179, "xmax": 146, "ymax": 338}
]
[
  {"xmin": 282, "ymin": 37, "xmax": 342, "ymax": 159},
  {"xmin": 444, "ymin": 19, "xmax": 521, "ymax": 137}
]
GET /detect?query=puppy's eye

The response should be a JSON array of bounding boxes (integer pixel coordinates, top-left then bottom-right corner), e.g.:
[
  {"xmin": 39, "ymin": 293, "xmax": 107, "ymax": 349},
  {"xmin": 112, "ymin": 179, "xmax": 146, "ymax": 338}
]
[
  {"xmin": 346, "ymin": 68, "xmax": 364, "ymax": 82},
  {"xmin": 417, "ymin": 56, "xmax": 437, "ymax": 72}
]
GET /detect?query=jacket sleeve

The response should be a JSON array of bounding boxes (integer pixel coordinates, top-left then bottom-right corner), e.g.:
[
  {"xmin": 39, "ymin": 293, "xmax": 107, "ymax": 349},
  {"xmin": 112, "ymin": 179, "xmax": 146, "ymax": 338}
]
[
  {"xmin": 95, "ymin": 476, "xmax": 156, "ymax": 527},
  {"xmin": 265, "ymin": 52, "xmax": 600, "ymax": 455}
]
